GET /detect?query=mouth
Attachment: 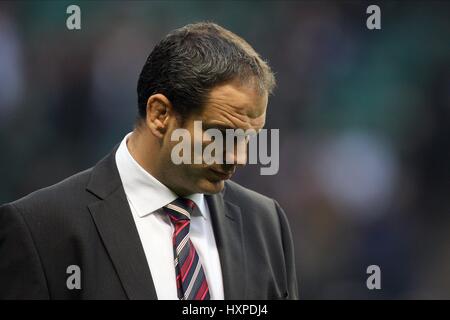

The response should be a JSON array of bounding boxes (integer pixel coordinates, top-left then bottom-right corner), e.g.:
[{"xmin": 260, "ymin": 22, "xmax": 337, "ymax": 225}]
[{"xmin": 209, "ymin": 168, "xmax": 234, "ymax": 180}]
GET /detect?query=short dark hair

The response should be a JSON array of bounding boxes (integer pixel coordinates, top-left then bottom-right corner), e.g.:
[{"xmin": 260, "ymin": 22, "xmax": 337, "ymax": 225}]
[{"xmin": 136, "ymin": 22, "xmax": 275, "ymax": 122}]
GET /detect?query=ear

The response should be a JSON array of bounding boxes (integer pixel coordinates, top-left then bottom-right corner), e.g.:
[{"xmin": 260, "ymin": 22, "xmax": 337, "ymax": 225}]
[{"xmin": 144, "ymin": 94, "xmax": 173, "ymax": 139}]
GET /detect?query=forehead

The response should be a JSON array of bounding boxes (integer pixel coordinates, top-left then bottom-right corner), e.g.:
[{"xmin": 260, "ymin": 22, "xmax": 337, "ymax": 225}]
[{"xmin": 199, "ymin": 80, "xmax": 268, "ymax": 130}]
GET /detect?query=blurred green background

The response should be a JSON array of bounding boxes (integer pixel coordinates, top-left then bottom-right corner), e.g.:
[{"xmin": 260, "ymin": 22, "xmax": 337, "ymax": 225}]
[{"xmin": 1, "ymin": 0, "xmax": 450, "ymax": 299}]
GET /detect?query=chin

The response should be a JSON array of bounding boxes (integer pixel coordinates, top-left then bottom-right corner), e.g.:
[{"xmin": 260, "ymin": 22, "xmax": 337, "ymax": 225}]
[{"xmin": 198, "ymin": 178, "xmax": 225, "ymax": 194}]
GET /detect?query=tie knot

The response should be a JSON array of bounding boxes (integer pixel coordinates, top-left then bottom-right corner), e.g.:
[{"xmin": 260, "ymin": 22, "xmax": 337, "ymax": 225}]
[{"xmin": 163, "ymin": 197, "xmax": 196, "ymax": 223}]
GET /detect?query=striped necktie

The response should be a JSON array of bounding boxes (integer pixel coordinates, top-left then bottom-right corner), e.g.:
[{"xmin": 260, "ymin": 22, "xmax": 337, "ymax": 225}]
[{"xmin": 163, "ymin": 198, "xmax": 210, "ymax": 300}]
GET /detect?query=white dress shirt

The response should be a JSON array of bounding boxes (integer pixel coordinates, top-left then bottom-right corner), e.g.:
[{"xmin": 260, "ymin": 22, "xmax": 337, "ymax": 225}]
[{"xmin": 115, "ymin": 132, "xmax": 224, "ymax": 300}]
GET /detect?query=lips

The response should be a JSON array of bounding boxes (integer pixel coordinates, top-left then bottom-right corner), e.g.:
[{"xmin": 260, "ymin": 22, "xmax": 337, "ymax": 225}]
[{"xmin": 209, "ymin": 168, "xmax": 234, "ymax": 180}]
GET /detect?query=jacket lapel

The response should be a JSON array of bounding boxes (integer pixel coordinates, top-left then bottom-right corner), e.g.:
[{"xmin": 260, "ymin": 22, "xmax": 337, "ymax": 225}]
[
  {"xmin": 206, "ymin": 190, "xmax": 247, "ymax": 299},
  {"xmin": 86, "ymin": 146, "xmax": 157, "ymax": 300}
]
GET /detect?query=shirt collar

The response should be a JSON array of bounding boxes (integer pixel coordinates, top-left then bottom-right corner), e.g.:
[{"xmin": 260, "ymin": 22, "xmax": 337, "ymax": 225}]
[{"xmin": 115, "ymin": 132, "xmax": 207, "ymax": 219}]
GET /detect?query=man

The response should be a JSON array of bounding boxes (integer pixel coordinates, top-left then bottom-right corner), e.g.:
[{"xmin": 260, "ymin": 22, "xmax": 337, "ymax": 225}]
[{"xmin": 0, "ymin": 22, "xmax": 298, "ymax": 300}]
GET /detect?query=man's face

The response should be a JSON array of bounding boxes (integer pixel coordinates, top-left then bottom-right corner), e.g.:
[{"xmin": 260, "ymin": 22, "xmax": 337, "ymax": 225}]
[{"xmin": 161, "ymin": 80, "xmax": 268, "ymax": 196}]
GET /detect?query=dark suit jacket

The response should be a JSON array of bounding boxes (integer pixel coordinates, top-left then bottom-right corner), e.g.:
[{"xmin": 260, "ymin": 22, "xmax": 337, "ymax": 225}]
[{"xmin": 0, "ymin": 145, "xmax": 299, "ymax": 300}]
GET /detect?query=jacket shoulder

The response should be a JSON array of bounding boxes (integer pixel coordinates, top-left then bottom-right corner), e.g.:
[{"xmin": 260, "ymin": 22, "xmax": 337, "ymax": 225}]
[
  {"xmin": 5, "ymin": 167, "xmax": 95, "ymax": 216},
  {"xmin": 223, "ymin": 179, "xmax": 277, "ymax": 213}
]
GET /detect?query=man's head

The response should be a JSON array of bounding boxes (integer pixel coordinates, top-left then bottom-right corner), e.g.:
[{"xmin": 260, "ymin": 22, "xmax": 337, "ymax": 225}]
[{"xmin": 133, "ymin": 22, "xmax": 275, "ymax": 196}]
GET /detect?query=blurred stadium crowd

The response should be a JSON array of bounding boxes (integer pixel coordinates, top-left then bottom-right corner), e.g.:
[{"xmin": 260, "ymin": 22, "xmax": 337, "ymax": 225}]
[{"xmin": 1, "ymin": 1, "xmax": 450, "ymax": 299}]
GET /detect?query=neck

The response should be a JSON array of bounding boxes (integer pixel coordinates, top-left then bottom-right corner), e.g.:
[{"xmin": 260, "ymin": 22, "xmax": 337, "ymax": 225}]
[
  {"xmin": 127, "ymin": 128, "xmax": 192, "ymax": 197},
  {"xmin": 127, "ymin": 128, "xmax": 162, "ymax": 181}
]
